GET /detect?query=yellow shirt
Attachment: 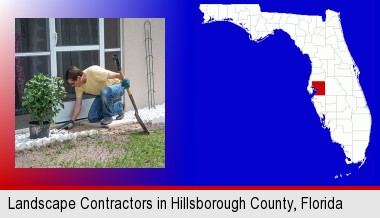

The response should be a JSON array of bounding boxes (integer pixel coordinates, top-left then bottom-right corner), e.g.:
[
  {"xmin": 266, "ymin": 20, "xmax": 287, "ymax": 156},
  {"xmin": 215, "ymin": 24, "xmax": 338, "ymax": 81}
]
[{"xmin": 75, "ymin": 65, "xmax": 120, "ymax": 97}]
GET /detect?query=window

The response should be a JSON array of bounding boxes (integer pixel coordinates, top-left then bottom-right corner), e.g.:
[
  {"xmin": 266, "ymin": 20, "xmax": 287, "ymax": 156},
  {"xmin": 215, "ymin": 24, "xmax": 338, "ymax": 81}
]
[{"xmin": 15, "ymin": 18, "xmax": 122, "ymax": 129}]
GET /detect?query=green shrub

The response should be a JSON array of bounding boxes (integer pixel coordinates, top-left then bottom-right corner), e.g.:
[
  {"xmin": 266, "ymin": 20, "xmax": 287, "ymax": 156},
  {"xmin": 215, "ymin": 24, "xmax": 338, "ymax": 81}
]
[{"xmin": 22, "ymin": 73, "xmax": 65, "ymax": 126}]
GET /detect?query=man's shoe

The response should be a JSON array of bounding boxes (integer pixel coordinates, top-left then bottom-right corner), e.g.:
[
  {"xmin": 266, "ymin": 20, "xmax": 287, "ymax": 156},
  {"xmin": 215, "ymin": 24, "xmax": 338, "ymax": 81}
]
[
  {"xmin": 116, "ymin": 103, "xmax": 125, "ymax": 120},
  {"xmin": 101, "ymin": 117, "xmax": 113, "ymax": 125}
]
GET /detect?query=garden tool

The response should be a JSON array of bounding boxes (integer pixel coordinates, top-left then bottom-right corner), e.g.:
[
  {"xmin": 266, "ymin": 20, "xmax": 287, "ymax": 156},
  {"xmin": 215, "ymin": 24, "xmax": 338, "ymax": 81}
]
[
  {"xmin": 57, "ymin": 120, "xmax": 74, "ymax": 130},
  {"xmin": 113, "ymin": 55, "xmax": 150, "ymax": 134}
]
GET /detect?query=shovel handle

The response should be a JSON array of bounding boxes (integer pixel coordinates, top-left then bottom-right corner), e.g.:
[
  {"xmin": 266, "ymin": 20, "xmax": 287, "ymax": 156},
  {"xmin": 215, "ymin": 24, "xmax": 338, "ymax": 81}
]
[
  {"xmin": 117, "ymin": 69, "xmax": 132, "ymax": 96},
  {"xmin": 118, "ymin": 70, "xmax": 125, "ymax": 80},
  {"xmin": 114, "ymin": 54, "xmax": 126, "ymax": 81},
  {"xmin": 113, "ymin": 54, "xmax": 121, "ymax": 71}
]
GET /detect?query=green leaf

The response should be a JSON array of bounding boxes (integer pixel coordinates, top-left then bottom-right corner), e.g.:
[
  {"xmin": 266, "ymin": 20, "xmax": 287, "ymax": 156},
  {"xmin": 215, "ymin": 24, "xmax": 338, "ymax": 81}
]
[{"xmin": 21, "ymin": 73, "xmax": 65, "ymax": 125}]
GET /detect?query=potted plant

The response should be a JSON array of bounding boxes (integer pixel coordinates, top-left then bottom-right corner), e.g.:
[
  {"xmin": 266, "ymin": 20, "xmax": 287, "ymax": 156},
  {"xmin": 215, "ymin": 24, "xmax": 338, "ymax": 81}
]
[{"xmin": 22, "ymin": 73, "xmax": 65, "ymax": 139}]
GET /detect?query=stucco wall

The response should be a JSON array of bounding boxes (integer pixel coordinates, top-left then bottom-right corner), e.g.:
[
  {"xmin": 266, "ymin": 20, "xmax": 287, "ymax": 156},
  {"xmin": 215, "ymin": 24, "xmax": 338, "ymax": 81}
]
[{"xmin": 122, "ymin": 18, "xmax": 165, "ymax": 110}]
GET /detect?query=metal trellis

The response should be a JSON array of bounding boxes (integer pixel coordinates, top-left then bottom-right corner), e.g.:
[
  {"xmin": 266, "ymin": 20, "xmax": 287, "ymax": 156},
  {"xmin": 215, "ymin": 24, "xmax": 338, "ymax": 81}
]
[{"xmin": 144, "ymin": 20, "xmax": 155, "ymax": 109}]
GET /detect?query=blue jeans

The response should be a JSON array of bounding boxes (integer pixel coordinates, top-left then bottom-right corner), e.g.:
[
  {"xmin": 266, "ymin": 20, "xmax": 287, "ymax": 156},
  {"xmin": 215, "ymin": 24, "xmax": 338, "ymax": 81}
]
[{"xmin": 87, "ymin": 84, "xmax": 125, "ymax": 123}]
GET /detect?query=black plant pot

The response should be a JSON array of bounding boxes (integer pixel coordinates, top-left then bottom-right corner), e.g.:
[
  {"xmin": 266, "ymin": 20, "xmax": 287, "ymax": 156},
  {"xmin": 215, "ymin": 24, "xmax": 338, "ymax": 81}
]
[{"xmin": 29, "ymin": 121, "xmax": 50, "ymax": 139}]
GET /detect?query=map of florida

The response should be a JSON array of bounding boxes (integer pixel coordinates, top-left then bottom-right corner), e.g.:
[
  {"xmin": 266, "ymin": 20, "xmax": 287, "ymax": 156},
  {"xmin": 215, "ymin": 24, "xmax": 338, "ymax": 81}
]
[{"xmin": 200, "ymin": 4, "xmax": 372, "ymax": 165}]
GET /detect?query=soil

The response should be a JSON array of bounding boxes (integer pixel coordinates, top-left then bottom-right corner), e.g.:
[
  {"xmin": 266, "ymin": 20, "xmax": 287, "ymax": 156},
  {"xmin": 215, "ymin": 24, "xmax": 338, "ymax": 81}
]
[{"xmin": 15, "ymin": 123, "xmax": 164, "ymax": 168}]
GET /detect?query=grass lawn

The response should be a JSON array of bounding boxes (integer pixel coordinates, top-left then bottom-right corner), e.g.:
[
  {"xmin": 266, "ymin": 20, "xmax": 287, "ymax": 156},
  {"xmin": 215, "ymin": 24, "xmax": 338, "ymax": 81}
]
[
  {"xmin": 16, "ymin": 126, "xmax": 165, "ymax": 168},
  {"xmin": 64, "ymin": 128, "xmax": 165, "ymax": 168},
  {"xmin": 104, "ymin": 129, "xmax": 165, "ymax": 168}
]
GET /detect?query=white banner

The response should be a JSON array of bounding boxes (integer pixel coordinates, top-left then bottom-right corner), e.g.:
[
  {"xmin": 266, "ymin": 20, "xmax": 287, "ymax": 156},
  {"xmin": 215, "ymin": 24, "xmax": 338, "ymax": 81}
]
[{"xmin": 0, "ymin": 190, "xmax": 378, "ymax": 217}]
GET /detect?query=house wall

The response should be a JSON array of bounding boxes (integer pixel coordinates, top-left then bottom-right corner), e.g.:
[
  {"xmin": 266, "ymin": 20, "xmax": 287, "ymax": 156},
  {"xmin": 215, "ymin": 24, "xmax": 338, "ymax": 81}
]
[{"xmin": 122, "ymin": 18, "xmax": 165, "ymax": 110}]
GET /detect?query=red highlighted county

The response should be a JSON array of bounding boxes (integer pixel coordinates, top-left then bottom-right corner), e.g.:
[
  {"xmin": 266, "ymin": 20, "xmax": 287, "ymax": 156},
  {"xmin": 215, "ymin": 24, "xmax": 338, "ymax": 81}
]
[{"xmin": 312, "ymin": 81, "xmax": 325, "ymax": 95}]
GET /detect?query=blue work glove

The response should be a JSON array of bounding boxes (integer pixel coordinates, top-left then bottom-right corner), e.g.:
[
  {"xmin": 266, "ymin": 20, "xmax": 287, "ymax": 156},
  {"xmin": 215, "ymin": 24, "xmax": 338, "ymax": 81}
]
[
  {"xmin": 121, "ymin": 78, "xmax": 130, "ymax": 89},
  {"xmin": 58, "ymin": 120, "xmax": 74, "ymax": 130}
]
